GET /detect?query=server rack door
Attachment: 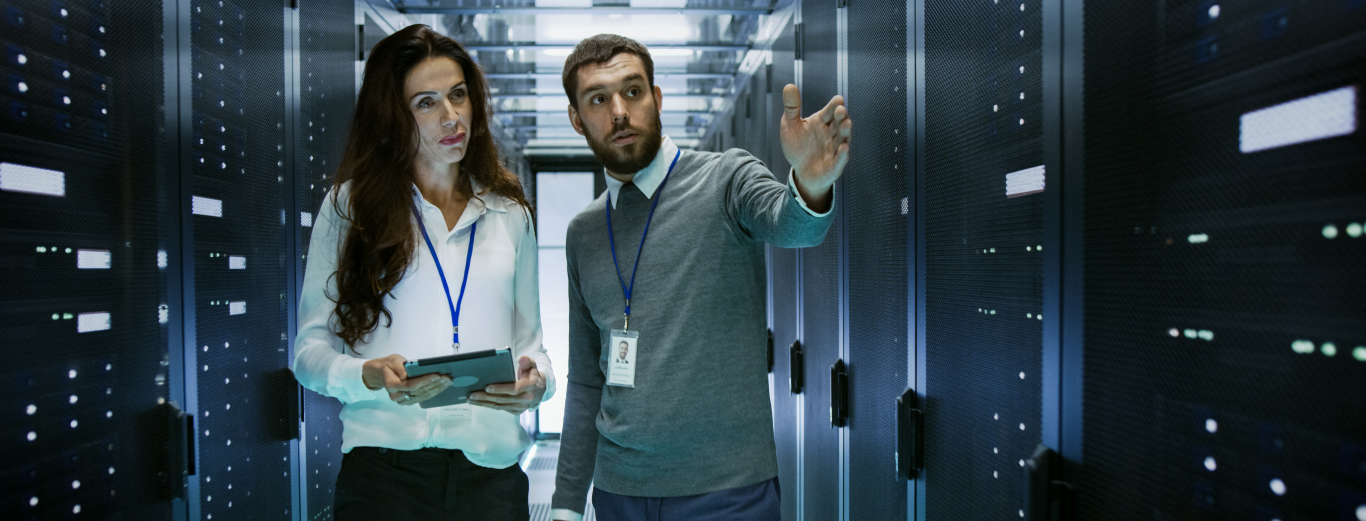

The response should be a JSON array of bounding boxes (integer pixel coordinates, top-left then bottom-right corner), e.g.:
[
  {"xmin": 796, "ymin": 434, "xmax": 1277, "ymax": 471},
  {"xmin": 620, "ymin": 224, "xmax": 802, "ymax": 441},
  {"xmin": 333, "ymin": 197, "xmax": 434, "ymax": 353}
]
[
  {"xmin": 1, "ymin": 1, "xmax": 176, "ymax": 519},
  {"xmin": 766, "ymin": 19, "xmax": 801, "ymax": 521},
  {"xmin": 921, "ymin": 0, "xmax": 1046, "ymax": 517},
  {"xmin": 1080, "ymin": 1, "xmax": 1366, "ymax": 518},
  {"xmin": 844, "ymin": 0, "xmax": 910, "ymax": 518},
  {"xmin": 799, "ymin": 0, "xmax": 843, "ymax": 517},
  {"xmin": 297, "ymin": 0, "xmax": 354, "ymax": 518},
  {"xmin": 188, "ymin": 0, "xmax": 294, "ymax": 518}
]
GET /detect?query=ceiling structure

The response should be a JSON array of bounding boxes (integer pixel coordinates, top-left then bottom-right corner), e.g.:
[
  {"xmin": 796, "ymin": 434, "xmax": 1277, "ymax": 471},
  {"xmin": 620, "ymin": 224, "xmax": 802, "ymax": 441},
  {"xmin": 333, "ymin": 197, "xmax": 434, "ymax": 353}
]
[{"xmin": 387, "ymin": 0, "xmax": 787, "ymax": 159}]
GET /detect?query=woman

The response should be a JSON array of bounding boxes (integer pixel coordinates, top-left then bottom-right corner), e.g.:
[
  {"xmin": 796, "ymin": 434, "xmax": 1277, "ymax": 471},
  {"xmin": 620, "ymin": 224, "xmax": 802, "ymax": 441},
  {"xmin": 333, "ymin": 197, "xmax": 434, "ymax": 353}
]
[{"xmin": 292, "ymin": 24, "xmax": 552, "ymax": 520}]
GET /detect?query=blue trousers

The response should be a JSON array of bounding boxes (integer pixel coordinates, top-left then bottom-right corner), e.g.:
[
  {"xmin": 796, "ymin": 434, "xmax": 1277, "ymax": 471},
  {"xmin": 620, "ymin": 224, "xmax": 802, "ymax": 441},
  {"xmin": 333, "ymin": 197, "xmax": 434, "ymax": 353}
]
[{"xmin": 592, "ymin": 477, "xmax": 781, "ymax": 521}]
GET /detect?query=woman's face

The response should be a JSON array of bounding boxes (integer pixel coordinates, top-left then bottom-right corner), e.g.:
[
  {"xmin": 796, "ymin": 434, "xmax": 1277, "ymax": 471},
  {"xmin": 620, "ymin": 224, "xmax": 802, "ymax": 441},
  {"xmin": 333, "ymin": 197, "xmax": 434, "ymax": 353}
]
[{"xmin": 404, "ymin": 57, "xmax": 473, "ymax": 168}]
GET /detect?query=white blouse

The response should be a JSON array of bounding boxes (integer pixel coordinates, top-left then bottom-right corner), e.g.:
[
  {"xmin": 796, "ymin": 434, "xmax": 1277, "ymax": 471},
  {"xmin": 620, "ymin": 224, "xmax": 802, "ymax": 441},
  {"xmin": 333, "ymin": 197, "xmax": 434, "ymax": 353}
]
[{"xmin": 291, "ymin": 179, "xmax": 556, "ymax": 469}]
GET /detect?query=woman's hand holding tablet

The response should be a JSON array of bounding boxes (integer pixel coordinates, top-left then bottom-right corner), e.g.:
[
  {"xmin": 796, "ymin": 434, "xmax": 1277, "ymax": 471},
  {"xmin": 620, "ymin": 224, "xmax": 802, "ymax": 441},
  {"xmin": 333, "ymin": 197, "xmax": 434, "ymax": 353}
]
[
  {"xmin": 361, "ymin": 354, "xmax": 455, "ymax": 406},
  {"xmin": 468, "ymin": 356, "xmax": 547, "ymax": 414}
]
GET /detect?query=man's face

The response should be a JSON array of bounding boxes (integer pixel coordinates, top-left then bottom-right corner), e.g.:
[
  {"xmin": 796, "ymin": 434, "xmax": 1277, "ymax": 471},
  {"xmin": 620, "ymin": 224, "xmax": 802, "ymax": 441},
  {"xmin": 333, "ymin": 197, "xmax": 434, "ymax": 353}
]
[
  {"xmin": 568, "ymin": 53, "xmax": 664, "ymax": 175},
  {"xmin": 618, "ymin": 342, "xmax": 629, "ymax": 359}
]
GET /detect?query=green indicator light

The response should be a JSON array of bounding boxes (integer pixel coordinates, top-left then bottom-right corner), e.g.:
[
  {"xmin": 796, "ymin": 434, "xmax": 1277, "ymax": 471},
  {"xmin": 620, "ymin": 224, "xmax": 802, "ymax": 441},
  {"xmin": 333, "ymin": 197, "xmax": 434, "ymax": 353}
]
[
  {"xmin": 1354, "ymin": 347, "xmax": 1366, "ymax": 362},
  {"xmin": 1347, "ymin": 223, "xmax": 1363, "ymax": 238},
  {"xmin": 1321, "ymin": 343, "xmax": 1337, "ymax": 357},
  {"xmin": 1291, "ymin": 340, "xmax": 1315, "ymax": 354}
]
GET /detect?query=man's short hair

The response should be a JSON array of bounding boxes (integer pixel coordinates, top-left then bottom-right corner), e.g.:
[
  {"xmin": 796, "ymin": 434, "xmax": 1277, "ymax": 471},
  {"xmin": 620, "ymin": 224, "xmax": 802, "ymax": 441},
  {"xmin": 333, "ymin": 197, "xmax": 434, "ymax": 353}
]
[
  {"xmin": 619, "ymin": 341, "xmax": 629, "ymax": 348},
  {"xmin": 561, "ymin": 34, "xmax": 654, "ymax": 109}
]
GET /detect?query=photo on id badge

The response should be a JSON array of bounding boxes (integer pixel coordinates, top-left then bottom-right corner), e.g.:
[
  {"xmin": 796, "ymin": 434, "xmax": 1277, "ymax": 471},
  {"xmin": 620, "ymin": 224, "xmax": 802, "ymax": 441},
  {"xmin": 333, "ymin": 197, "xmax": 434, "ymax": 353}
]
[{"xmin": 608, "ymin": 329, "xmax": 638, "ymax": 388}]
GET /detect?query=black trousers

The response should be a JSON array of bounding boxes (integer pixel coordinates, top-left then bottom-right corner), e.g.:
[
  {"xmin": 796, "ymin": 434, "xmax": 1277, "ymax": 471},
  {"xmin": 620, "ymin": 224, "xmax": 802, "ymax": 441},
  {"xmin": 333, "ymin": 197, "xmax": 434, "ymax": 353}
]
[{"xmin": 333, "ymin": 447, "xmax": 529, "ymax": 521}]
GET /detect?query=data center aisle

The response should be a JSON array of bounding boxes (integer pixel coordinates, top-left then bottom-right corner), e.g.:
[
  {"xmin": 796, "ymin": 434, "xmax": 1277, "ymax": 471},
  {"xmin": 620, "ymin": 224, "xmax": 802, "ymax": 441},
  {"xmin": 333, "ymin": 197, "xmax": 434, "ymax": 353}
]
[{"xmin": 523, "ymin": 440, "xmax": 597, "ymax": 521}]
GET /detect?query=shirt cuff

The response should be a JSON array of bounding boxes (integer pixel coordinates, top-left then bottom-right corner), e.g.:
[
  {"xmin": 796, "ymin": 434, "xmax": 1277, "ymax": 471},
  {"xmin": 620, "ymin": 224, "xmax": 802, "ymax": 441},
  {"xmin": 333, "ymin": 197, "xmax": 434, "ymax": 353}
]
[
  {"xmin": 327, "ymin": 356, "xmax": 380, "ymax": 403},
  {"xmin": 550, "ymin": 508, "xmax": 584, "ymax": 521},
  {"xmin": 787, "ymin": 168, "xmax": 834, "ymax": 217}
]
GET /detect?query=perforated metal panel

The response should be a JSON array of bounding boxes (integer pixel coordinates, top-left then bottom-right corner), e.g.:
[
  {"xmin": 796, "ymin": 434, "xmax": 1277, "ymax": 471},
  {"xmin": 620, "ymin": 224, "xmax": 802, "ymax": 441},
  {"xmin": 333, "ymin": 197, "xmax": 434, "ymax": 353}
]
[
  {"xmin": 0, "ymin": 1, "xmax": 174, "ymax": 519},
  {"xmin": 799, "ymin": 0, "xmax": 843, "ymax": 518},
  {"xmin": 922, "ymin": 0, "xmax": 1044, "ymax": 517},
  {"xmin": 298, "ymin": 0, "xmax": 354, "ymax": 518},
  {"xmin": 765, "ymin": 20, "xmax": 800, "ymax": 521},
  {"xmin": 190, "ymin": 0, "xmax": 293, "ymax": 518},
  {"xmin": 1081, "ymin": 1, "xmax": 1366, "ymax": 518},
  {"xmin": 845, "ymin": 0, "xmax": 909, "ymax": 518}
]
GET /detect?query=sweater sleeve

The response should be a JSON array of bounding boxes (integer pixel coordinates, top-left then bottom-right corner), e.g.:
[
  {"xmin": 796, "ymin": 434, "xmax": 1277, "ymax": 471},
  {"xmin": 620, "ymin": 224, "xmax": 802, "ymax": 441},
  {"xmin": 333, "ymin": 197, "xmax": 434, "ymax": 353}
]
[
  {"xmin": 551, "ymin": 231, "xmax": 605, "ymax": 517},
  {"xmin": 721, "ymin": 149, "xmax": 836, "ymax": 248},
  {"xmin": 290, "ymin": 188, "xmax": 386, "ymax": 404}
]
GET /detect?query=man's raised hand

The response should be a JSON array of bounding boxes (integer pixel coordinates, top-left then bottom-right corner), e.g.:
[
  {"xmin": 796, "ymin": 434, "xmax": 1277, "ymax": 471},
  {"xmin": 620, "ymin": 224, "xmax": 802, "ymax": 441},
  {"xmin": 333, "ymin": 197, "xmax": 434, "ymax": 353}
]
[{"xmin": 779, "ymin": 84, "xmax": 851, "ymax": 213}]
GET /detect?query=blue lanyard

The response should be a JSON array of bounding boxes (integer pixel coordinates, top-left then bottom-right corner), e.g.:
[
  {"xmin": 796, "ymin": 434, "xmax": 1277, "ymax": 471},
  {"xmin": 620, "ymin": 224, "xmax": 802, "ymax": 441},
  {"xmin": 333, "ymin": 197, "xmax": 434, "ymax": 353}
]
[
  {"xmin": 411, "ymin": 202, "xmax": 476, "ymax": 351},
  {"xmin": 605, "ymin": 149, "xmax": 682, "ymax": 330}
]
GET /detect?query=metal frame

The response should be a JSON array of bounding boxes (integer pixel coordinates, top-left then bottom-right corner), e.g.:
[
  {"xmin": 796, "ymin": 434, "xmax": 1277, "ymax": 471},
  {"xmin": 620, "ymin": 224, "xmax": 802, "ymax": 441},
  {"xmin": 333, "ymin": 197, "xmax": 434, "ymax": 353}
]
[
  {"xmin": 1040, "ymin": 0, "xmax": 1064, "ymax": 455},
  {"xmin": 910, "ymin": 0, "xmax": 928, "ymax": 519},
  {"xmin": 1058, "ymin": 0, "xmax": 1086, "ymax": 492},
  {"xmin": 172, "ymin": 0, "xmax": 201, "ymax": 518},
  {"xmin": 903, "ymin": 0, "xmax": 919, "ymax": 516},
  {"xmin": 834, "ymin": 3, "xmax": 850, "ymax": 520},
  {"xmin": 284, "ymin": 3, "xmax": 306, "ymax": 520},
  {"xmin": 792, "ymin": 6, "xmax": 805, "ymax": 519},
  {"xmin": 162, "ymin": 0, "xmax": 190, "ymax": 517}
]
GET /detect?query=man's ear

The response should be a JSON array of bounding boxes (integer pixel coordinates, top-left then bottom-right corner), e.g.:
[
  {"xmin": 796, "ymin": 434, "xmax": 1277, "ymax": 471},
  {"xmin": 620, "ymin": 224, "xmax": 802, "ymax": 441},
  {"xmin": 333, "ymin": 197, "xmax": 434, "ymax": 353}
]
[
  {"xmin": 653, "ymin": 84, "xmax": 664, "ymax": 115},
  {"xmin": 568, "ymin": 104, "xmax": 586, "ymax": 136}
]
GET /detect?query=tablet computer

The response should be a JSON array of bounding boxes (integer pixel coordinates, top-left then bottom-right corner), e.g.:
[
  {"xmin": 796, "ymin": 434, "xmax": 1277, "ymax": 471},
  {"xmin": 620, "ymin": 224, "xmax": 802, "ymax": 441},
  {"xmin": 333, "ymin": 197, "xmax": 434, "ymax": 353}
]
[{"xmin": 403, "ymin": 348, "xmax": 516, "ymax": 409}]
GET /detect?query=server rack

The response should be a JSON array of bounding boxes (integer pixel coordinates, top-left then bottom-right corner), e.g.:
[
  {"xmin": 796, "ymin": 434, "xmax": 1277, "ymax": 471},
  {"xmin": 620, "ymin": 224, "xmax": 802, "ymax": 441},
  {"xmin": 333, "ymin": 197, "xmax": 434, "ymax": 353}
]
[
  {"xmin": 844, "ymin": 0, "xmax": 911, "ymax": 518},
  {"xmin": 797, "ymin": 0, "xmax": 845, "ymax": 517},
  {"xmin": 296, "ymin": 0, "xmax": 354, "ymax": 519},
  {"xmin": 0, "ymin": 1, "xmax": 178, "ymax": 519},
  {"xmin": 1078, "ymin": 0, "xmax": 1366, "ymax": 519},
  {"xmin": 917, "ymin": 0, "xmax": 1048, "ymax": 517}
]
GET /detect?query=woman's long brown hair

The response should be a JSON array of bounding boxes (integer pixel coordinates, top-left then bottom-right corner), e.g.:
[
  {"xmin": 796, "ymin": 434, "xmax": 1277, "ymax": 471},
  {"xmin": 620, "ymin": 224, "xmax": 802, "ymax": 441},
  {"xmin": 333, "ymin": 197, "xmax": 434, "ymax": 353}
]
[{"xmin": 329, "ymin": 24, "xmax": 533, "ymax": 350}]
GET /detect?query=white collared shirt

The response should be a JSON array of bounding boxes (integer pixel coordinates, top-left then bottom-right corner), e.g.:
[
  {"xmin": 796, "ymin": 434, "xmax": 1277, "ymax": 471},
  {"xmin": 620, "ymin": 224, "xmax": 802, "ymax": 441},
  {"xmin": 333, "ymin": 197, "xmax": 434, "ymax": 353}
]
[
  {"xmin": 291, "ymin": 180, "xmax": 555, "ymax": 469},
  {"xmin": 602, "ymin": 135, "xmax": 833, "ymax": 217}
]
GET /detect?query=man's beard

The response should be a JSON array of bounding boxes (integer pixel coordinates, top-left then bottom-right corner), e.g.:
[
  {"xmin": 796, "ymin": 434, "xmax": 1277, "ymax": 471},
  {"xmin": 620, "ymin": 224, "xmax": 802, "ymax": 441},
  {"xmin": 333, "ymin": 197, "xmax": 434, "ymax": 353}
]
[{"xmin": 584, "ymin": 111, "xmax": 664, "ymax": 176}]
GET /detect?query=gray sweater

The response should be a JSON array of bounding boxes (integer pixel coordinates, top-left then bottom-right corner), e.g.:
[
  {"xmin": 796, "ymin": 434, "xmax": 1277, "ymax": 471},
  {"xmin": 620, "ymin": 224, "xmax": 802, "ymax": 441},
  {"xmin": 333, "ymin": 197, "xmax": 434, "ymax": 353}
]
[{"xmin": 551, "ymin": 148, "xmax": 834, "ymax": 513}]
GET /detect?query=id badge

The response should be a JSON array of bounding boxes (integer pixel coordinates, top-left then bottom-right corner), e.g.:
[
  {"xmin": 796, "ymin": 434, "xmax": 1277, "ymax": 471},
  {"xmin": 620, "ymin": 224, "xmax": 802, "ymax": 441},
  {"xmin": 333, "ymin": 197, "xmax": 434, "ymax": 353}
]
[{"xmin": 607, "ymin": 329, "xmax": 639, "ymax": 388}]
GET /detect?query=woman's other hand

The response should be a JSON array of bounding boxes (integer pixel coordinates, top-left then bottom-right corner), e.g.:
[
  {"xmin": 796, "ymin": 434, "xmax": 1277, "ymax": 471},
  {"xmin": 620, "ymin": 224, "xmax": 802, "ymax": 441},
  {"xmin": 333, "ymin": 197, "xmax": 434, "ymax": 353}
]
[
  {"xmin": 362, "ymin": 354, "xmax": 453, "ymax": 406},
  {"xmin": 468, "ymin": 356, "xmax": 546, "ymax": 414}
]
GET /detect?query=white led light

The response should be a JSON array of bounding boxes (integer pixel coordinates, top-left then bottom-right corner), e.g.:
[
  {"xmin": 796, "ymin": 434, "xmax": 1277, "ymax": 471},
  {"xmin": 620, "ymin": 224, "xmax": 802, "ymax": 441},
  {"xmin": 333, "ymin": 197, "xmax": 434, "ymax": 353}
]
[
  {"xmin": 1203, "ymin": 456, "xmax": 1216, "ymax": 471},
  {"xmin": 1005, "ymin": 165, "xmax": 1046, "ymax": 198},
  {"xmin": 228, "ymin": 256, "xmax": 246, "ymax": 269},
  {"xmin": 1184, "ymin": 329, "xmax": 1197, "ymax": 339},
  {"xmin": 27, "ymin": 404, "xmax": 36, "ymax": 415},
  {"xmin": 1205, "ymin": 418, "xmax": 1218, "ymax": 433},
  {"xmin": 1355, "ymin": 504, "xmax": 1366, "ymax": 521},
  {"xmin": 1354, "ymin": 347, "xmax": 1366, "ymax": 362},
  {"xmin": 158, "ymin": 250, "xmax": 168, "ymax": 268},
  {"xmin": 17, "ymin": 81, "xmax": 28, "ymax": 93},
  {"xmin": 60, "ymin": 8, "xmax": 68, "ymax": 17},
  {"xmin": 1188, "ymin": 233, "xmax": 1209, "ymax": 243},
  {"xmin": 1291, "ymin": 340, "xmax": 1316, "ymax": 354},
  {"xmin": 77, "ymin": 249, "xmax": 111, "ymax": 269},
  {"xmin": 1240, "ymin": 86, "xmax": 1358, "ymax": 153},
  {"xmin": 1323, "ymin": 224, "xmax": 1339, "ymax": 239},
  {"xmin": 1322, "ymin": 342, "xmax": 1337, "ymax": 357},
  {"xmin": 1019, "ymin": 372, "xmax": 1026, "ymax": 379},
  {"xmin": 69, "ymin": 395, "xmax": 77, "ymax": 404},
  {"xmin": 192, "ymin": 196, "xmax": 223, "ymax": 217},
  {"xmin": 27, "ymin": 431, "xmax": 36, "ymax": 441},
  {"xmin": 62, "ymin": 70, "xmax": 70, "ymax": 79},
  {"xmin": 98, "ymin": 48, "xmax": 106, "ymax": 57},
  {"xmin": 1347, "ymin": 223, "xmax": 1363, "ymax": 238},
  {"xmin": 159, "ymin": 304, "xmax": 169, "ymax": 324},
  {"xmin": 228, "ymin": 301, "xmax": 246, "ymax": 316},
  {"xmin": 29, "ymin": 497, "xmax": 37, "ymax": 507},
  {"xmin": 1169, "ymin": 328, "xmax": 1180, "ymax": 337},
  {"xmin": 1269, "ymin": 478, "xmax": 1286, "ymax": 496},
  {"xmin": 1208, "ymin": 4, "xmax": 1220, "ymax": 19},
  {"xmin": 68, "ymin": 370, "xmax": 76, "ymax": 379},
  {"xmin": 77, "ymin": 312, "xmax": 111, "ymax": 333},
  {"xmin": 1, "ymin": 162, "xmax": 66, "ymax": 196},
  {"xmin": 1019, "ymin": 65, "xmax": 1025, "ymax": 73},
  {"xmin": 301, "ymin": 212, "xmax": 313, "ymax": 227},
  {"xmin": 16, "ymin": 53, "xmax": 26, "ymax": 64},
  {"xmin": 1198, "ymin": 330, "xmax": 1214, "ymax": 341}
]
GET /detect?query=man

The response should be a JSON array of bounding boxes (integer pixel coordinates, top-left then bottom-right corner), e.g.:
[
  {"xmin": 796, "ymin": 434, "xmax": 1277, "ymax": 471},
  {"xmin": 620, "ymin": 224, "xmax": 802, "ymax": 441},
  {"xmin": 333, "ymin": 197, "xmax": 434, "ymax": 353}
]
[
  {"xmin": 616, "ymin": 341, "xmax": 630, "ymax": 364},
  {"xmin": 552, "ymin": 34, "xmax": 851, "ymax": 521}
]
